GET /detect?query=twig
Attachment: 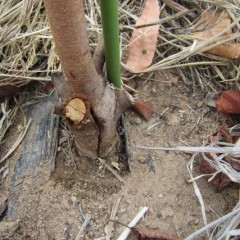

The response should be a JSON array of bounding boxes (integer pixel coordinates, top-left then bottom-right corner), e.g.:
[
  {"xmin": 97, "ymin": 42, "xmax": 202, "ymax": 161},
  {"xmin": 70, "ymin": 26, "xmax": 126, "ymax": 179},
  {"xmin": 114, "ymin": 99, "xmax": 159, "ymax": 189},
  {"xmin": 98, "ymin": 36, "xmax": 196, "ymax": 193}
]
[
  {"xmin": 75, "ymin": 214, "xmax": 91, "ymax": 240},
  {"xmin": 98, "ymin": 158, "xmax": 125, "ymax": 183},
  {"xmin": 137, "ymin": 146, "xmax": 240, "ymax": 155},
  {"xmin": 64, "ymin": 221, "xmax": 71, "ymax": 240},
  {"xmin": 117, "ymin": 207, "xmax": 148, "ymax": 240},
  {"xmin": 77, "ymin": 202, "xmax": 86, "ymax": 222},
  {"xmin": 120, "ymin": 9, "xmax": 191, "ymax": 31},
  {"xmin": 106, "ymin": 197, "xmax": 122, "ymax": 240}
]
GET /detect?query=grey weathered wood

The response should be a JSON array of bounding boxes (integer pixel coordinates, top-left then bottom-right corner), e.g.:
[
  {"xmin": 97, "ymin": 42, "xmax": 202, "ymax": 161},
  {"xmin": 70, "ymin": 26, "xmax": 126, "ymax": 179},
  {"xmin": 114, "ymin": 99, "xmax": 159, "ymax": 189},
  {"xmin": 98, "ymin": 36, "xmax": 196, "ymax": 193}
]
[{"xmin": 6, "ymin": 92, "xmax": 59, "ymax": 219}]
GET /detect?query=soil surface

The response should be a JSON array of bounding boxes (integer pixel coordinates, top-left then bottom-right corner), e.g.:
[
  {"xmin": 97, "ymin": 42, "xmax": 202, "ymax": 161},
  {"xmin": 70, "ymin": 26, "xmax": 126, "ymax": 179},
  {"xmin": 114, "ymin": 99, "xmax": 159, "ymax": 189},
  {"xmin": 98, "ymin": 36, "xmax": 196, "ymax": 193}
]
[{"xmin": 0, "ymin": 72, "xmax": 238, "ymax": 240}]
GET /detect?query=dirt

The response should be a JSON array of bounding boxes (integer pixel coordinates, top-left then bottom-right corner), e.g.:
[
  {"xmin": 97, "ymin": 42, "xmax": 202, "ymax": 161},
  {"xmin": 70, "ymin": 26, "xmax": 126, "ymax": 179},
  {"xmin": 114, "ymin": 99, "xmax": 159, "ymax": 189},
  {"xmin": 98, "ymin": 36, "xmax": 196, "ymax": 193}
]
[{"xmin": 0, "ymin": 72, "xmax": 239, "ymax": 240}]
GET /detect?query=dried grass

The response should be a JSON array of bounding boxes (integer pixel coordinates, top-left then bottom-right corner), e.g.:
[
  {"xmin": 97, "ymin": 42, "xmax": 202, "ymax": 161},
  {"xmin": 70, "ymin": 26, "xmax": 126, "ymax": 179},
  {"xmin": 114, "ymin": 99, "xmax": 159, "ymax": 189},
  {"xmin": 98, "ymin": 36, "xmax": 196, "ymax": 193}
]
[
  {"xmin": 119, "ymin": 0, "xmax": 240, "ymax": 91},
  {"xmin": 0, "ymin": 0, "xmax": 56, "ymax": 87},
  {"xmin": 1, "ymin": 0, "xmax": 240, "ymax": 90}
]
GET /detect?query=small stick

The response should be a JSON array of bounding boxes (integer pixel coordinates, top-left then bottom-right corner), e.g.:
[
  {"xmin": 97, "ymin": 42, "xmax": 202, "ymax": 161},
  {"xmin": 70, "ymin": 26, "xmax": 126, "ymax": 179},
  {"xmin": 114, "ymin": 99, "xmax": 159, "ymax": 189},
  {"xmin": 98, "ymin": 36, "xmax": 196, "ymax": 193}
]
[
  {"xmin": 75, "ymin": 214, "xmax": 91, "ymax": 240},
  {"xmin": 64, "ymin": 221, "xmax": 71, "ymax": 240},
  {"xmin": 77, "ymin": 202, "xmax": 86, "ymax": 221},
  {"xmin": 117, "ymin": 207, "xmax": 148, "ymax": 240},
  {"xmin": 106, "ymin": 198, "xmax": 122, "ymax": 240},
  {"xmin": 98, "ymin": 158, "xmax": 124, "ymax": 183}
]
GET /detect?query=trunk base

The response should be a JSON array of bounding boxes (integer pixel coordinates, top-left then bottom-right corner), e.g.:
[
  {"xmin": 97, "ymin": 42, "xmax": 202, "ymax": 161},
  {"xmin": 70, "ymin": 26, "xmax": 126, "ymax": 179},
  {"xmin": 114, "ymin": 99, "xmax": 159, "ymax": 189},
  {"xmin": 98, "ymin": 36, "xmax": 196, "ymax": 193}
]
[{"xmin": 52, "ymin": 73, "xmax": 133, "ymax": 158}]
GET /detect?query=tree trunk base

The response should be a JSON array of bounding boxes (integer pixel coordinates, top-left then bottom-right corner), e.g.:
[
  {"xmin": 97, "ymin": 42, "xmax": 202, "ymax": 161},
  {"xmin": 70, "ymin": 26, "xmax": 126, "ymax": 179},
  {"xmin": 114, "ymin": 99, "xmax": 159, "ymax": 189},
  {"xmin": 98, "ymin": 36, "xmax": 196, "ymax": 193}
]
[{"xmin": 52, "ymin": 73, "xmax": 133, "ymax": 158}]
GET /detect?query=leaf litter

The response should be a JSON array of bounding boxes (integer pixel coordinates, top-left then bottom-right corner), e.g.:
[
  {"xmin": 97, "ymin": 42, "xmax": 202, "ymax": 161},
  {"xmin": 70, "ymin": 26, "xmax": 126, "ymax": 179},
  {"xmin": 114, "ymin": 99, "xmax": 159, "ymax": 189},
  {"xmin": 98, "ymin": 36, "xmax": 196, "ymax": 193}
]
[
  {"xmin": 126, "ymin": 0, "xmax": 160, "ymax": 72},
  {"xmin": 191, "ymin": 11, "xmax": 240, "ymax": 60}
]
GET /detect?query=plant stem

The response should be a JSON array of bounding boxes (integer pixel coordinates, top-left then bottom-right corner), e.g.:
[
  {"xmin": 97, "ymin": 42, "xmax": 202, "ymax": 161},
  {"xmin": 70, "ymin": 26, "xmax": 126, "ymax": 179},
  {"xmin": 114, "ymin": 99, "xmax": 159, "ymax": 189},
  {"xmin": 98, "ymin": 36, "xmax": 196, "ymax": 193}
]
[{"xmin": 99, "ymin": 0, "xmax": 121, "ymax": 89}]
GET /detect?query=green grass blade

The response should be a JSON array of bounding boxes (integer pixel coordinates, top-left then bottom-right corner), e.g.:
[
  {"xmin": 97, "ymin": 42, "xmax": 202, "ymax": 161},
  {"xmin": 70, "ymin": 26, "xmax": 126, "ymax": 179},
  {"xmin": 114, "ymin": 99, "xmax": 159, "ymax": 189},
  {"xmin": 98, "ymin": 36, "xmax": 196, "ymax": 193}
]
[{"xmin": 99, "ymin": 0, "xmax": 121, "ymax": 89}]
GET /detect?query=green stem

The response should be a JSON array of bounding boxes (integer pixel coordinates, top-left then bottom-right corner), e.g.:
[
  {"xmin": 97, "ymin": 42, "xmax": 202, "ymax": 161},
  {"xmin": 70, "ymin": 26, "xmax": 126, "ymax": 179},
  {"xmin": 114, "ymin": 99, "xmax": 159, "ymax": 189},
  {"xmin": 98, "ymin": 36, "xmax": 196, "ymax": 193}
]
[{"xmin": 99, "ymin": 0, "xmax": 121, "ymax": 89}]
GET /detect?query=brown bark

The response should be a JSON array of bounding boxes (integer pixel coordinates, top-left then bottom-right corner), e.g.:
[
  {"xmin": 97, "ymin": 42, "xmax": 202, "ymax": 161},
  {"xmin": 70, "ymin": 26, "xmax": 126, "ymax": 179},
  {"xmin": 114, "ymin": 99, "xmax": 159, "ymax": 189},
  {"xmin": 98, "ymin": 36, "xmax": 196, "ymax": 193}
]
[{"xmin": 44, "ymin": 0, "xmax": 133, "ymax": 157}]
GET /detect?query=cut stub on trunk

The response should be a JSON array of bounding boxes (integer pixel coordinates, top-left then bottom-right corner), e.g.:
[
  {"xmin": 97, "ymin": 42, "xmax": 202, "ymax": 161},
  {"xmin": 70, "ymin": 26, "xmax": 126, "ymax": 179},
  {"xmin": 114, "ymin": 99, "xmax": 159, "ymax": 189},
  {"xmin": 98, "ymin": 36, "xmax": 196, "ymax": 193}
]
[
  {"xmin": 51, "ymin": 73, "xmax": 134, "ymax": 158},
  {"xmin": 65, "ymin": 97, "xmax": 87, "ymax": 124},
  {"xmin": 52, "ymin": 73, "xmax": 100, "ymax": 158},
  {"xmin": 66, "ymin": 98, "xmax": 86, "ymax": 124}
]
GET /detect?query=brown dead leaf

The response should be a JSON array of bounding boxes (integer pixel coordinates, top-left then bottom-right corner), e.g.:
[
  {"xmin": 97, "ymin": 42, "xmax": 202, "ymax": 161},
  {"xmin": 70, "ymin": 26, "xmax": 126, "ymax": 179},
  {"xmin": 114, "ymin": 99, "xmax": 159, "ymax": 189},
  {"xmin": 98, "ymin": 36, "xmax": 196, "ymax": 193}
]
[
  {"xmin": 216, "ymin": 90, "xmax": 240, "ymax": 114},
  {"xmin": 225, "ymin": 156, "xmax": 240, "ymax": 172},
  {"xmin": 170, "ymin": 75, "xmax": 179, "ymax": 86},
  {"xmin": 44, "ymin": 82, "xmax": 54, "ymax": 93},
  {"xmin": 133, "ymin": 99, "xmax": 153, "ymax": 121},
  {"xmin": 135, "ymin": 227, "xmax": 183, "ymax": 240},
  {"xmin": 192, "ymin": 11, "xmax": 240, "ymax": 60},
  {"xmin": 126, "ymin": 0, "xmax": 160, "ymax": 72},
  {"xmin": 211, "ymin": 173, "xmax": 231, "ymax": 192},
  {"xmin": 25, "ymin": 235, "xmax": 37, "ymax": 240},
  {"xmin": 197, "ymin": 154, "xmax": 231, "ymax": 191},
  {"xmin": 197, "ymin": 153, "xmax": 215, "ymax": 174},
  {"xmin": 0, "ymin": 85, "xmax": 23, "ymax": 97},
  {"xmin": 219, "ymin": 126, "xmax": 233, "ymax": 143},
  {"xmin": 198, "ymin": 125, "xmax": 240, "ymax": 192}
]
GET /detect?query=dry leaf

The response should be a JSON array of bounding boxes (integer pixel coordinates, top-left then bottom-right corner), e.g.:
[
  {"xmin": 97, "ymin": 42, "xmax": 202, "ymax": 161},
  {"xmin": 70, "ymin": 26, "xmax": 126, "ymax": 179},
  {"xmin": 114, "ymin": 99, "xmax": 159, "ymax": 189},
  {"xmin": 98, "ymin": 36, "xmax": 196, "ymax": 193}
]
[
  {"xmin": 133, "ymin": 99, "xmax": 153, "ymax": 120},
  {"xmin": 216, "ymin": 90, "xmax": 240, "ymax": 114},
  {"xmin": 192, "ymin": 11, "xmax": 240, "ymax": 60},
  {"xmin": 0, "ymin": 85, "xmax": 23, "ymax": 97},
  {"xmin": 225, "ymin": 156, "xmax": 240, "ymax": 172},
  {"xmin": 193, "ymin": 12, "xmax": 232, "ymax": 40},
  {"xmin": 170, "ymin": 75, "xmax": 179, "ymax": 86},
  {"xmin": 198, "ymin": 125, "xmax": 240, "ymax": 192},
  {"xmin": 44, "ymin": 82, "xmax": 54, "ymax": 93},
  {"xmin": 197, "ymin": 153, "xmax": 231, "ymax": 192},
  {"xmin": 25, "ymin": 235, "xmax": 37, "ymax": 240},
  {"xmin": 126, "ymin": 0, "xmax": 160, "ymax": 72},
  {"xmin": 211, "ymin": 173, "xmax": 231, "ymax": 192},
  {"xmin": 135, "ymin": 227, "xmax": 183, "ymax": 240}
]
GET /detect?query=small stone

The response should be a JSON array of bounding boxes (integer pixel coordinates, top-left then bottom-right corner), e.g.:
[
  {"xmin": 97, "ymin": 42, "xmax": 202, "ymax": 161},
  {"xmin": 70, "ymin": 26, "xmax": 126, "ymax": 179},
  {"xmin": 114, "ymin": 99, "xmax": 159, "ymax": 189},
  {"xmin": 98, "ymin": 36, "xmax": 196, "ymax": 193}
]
[
  {"xmin": 70, "ymin": 196, "xmax": 77, "ymax": 204},
  {"xmin": 168, "ymin": 115, "xmax": 180, "ymax": 126},
  {"xmin": 195, "ymin": 218, "xmax": 199, "ymax": 225},
  {"xmin": 134, "ymin": 117, "xmax": 142, "ymax": 125},
  {"xmin": 197, "ymin": 101, "xmax": 203, "ymax": 108},
  {"xmin": 61, "ymin": 198, "xmax": 70, "ymax": 209},
  {"xmin": 152, "ymin": 87, "xmax": 157, "ymax": 93},
  {"xmin": 160, "ymin": 207, "xmax": 174, "ymax": 218},
  {"xmin": 205, "ymin": 205, "xmax": 211, "ymax": 213},
  {"xmin": 158, "ymin": 194, "xmax": 163, "ymax": 198}
]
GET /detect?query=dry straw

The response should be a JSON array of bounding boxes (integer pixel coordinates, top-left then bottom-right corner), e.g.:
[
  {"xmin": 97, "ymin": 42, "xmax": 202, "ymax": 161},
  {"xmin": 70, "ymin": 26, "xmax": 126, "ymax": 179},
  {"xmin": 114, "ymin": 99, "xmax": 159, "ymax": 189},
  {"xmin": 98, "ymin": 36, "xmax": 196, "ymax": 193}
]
[{"xmin": 1, "ymin": 0, "xmax": 240, "ymax": 90}]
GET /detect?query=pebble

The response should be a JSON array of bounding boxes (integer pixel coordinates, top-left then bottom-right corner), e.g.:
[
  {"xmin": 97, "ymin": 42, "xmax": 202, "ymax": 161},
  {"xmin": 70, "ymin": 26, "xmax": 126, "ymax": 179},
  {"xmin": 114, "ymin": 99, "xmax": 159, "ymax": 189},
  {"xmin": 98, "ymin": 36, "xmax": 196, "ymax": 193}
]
[
  {"xmin": 134, "ymin": 117, "xmax": 142, "ymax": 125},
  {"xmin": 70, "ymin": 196, "xmax": 77, "ymax": 204},
  {"xmin": 152, "ymin": 87, "xmax": 157, "ymax": 93},
  {"xmin": 205, "ymin": 205, "xmax": 211, "ymax": 213},
  {"xmin": 197, "ymin": 101, "xmax": 203, "ymax": 108},
  {"xmin": 158, "ymin": 194, "xmax": 163, "ymax": 198},
  {"xmin": 168, "ymin": 115, "xmax": 180, "ymax": 126},
  {"xmin": 61, "ymin": 198, "xmax": 70, "ymax": 210},
  {"xmin": 160, "ymin": 207, "xmax": 174, "ymax": 218}
]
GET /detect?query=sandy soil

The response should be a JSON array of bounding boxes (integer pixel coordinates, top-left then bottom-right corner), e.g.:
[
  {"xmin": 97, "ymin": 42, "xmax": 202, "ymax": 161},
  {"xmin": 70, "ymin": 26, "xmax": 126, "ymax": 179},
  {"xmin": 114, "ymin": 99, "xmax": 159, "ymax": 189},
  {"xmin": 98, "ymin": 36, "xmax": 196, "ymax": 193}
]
[{"xmin": 0, "ymin": 72, "xmax": 238, "ymax": 240}]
